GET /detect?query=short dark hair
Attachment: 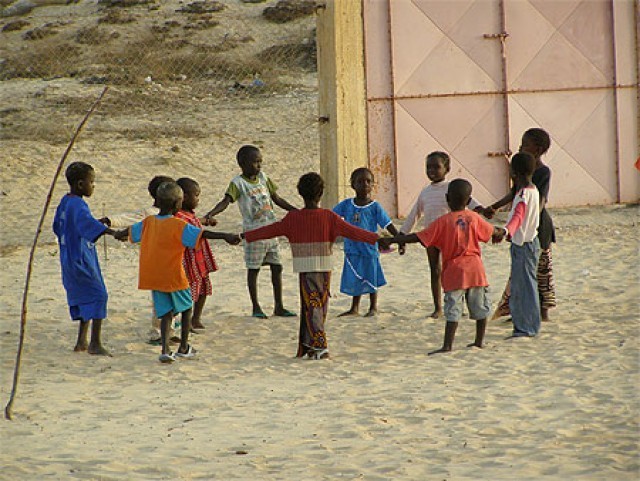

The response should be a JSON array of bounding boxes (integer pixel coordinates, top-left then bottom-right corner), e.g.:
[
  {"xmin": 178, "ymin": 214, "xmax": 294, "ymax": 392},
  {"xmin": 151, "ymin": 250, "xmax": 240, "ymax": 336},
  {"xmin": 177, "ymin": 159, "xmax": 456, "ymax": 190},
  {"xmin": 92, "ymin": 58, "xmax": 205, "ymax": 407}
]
[
  {"xmin": 148, "ymin": 175, "xmax": 174, "ymax": 198},
  {"xmin": 176, "ymin": 177, "xmax": 199, "ymax": 195},
  {"xmin": 237, "ymin": 145, "xmax": 260, "ymax": 164},
  {"xmin": 447, "ymin": 178, "xmax": 472, "ymax": 206},
  {"xmin": 427, "ymin": 151, "xmax": 450, "ymax": 171},
  {"xmin": 524, "ymin": 128, "xmax": 551, "ymax": 155},
  {"xmin": 65, "ymin": 161, "xmax": 94, "ymax": 186},
  {"xmin": 511, "ymin": 152, "xmax": 536, "ymax": 176},
  {"xmin": 297, "ymin": 172, "xmax": 324, "ymax": 201},
  {"xmin": 155, "ymin": 181, "xmax": 183, "ymax": 209},
  {"xmin": 350, "ymin": 167, "xmax": 374, "ymax": 185}
]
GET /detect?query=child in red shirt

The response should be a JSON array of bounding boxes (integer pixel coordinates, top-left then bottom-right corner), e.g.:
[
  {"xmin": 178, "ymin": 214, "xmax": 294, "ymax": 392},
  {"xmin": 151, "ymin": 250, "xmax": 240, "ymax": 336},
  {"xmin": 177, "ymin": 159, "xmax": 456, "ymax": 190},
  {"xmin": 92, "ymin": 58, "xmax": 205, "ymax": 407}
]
[
  {"xmin": 176, "ymin": 177, "xmax": 218, "ymax": 331},
  {"xmin": 381, "ymin": 179, "xmax": 500, "ymax": 354}
]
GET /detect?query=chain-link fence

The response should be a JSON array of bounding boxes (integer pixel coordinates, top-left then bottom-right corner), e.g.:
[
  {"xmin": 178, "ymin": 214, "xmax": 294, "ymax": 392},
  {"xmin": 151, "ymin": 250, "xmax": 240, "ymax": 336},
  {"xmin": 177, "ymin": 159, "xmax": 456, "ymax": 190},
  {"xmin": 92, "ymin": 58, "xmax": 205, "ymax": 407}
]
[{"xmin": 1, "ymin": 0, "xmax": 320, "ymax": 248}]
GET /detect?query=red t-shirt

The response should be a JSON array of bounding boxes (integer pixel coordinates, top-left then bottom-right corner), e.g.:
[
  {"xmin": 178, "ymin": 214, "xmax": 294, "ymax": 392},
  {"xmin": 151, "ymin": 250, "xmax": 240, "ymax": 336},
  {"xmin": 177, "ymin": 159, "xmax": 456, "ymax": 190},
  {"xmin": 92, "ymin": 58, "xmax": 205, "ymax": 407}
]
[{"xmin": 416, "ymin": 210, "xmax": 494, "ymax": 292}]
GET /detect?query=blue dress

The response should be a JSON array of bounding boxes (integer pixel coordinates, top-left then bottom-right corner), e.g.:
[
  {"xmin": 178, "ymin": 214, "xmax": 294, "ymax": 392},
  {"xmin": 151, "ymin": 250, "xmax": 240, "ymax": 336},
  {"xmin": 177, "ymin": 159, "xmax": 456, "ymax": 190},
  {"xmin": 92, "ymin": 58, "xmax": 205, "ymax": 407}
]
[
  {"xmin": 53, "ymin": 194, "xmax": 108, "ymax": 321},
  {"xmin": 333, "ymin": 199, "xmax": 392, "ymax": 296}
]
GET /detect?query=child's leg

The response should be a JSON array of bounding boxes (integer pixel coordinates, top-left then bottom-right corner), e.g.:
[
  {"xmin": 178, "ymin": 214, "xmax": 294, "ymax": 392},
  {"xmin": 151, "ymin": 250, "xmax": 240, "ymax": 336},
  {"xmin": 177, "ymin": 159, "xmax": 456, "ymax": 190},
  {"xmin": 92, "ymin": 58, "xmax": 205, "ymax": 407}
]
[
  {"xmin": 465, "ymin": 287, "xmax": 491, "ymax": 349},
  {"xmin": 247, "ymin": 268, "xmax": 266, "ymax": 318},
  {"xmin": 178, "ymin": 308, "xmax": 192, "ymax": 354},
  {"xmin": 270, "ymin": 263, "xmax": 294, "ymax": 316},
  {"xmin": 74, "ymin": 321, "xmax": 89, "ymax": 352},
  {"xmin": 429, "ymin": 322, "xmax": 458, "ymax": 355},
  {"xmin": 426, "ymin": 246, "xmax": 443, "ymax": 318},
  {"xmin": 365, "ymin": 292, "xmax": 378, "ymax": 317},
  {"xmin": 192, "ymin": 294, "xmax": 207, "ymax": 330},
  {"xmin": 468, "ymin": 319, "xmax": 487, "ymax": 348},
  {"xmin": 509, "ymin": 241, "xmax": 541, "ymax": 337},
  {"xmin": 338, "ymin": 295, "xmax": 361, "ymax": 317},
  {"xmin": 88, "ymin": 319, "xmax": 110, "ymax": 356},
  {"xmin": 429, "ymin": 290, "xmax": 461, "ymax": 354},
  {"xmin": 160, "ymin": 312, "xmax": 174, "ymax": 355}
]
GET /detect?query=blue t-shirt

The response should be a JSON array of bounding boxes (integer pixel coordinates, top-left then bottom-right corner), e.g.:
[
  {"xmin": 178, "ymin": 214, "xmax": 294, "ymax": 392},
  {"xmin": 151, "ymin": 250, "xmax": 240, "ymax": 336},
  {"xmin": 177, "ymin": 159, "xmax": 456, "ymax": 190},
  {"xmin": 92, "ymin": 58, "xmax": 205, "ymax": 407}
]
[
  {"xmin": 333, "ymin": 199, "xmax": 391, "ymax": 256},
  {"xmin": 53, "ymin": 194, "xmax": 108, "ymax": 306}
]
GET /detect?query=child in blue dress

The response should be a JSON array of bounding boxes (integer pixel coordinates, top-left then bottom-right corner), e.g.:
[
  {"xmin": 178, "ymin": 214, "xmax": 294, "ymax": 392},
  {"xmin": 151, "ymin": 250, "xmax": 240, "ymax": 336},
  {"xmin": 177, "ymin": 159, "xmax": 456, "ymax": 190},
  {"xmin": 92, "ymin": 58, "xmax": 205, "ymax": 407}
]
[
  {"xmin": 333, "ymin": 167, "xmax": 399, "ymax": 317},
  {"xmin": 53, "ymin": 162, "xmax": 119, "ymax": 355}
]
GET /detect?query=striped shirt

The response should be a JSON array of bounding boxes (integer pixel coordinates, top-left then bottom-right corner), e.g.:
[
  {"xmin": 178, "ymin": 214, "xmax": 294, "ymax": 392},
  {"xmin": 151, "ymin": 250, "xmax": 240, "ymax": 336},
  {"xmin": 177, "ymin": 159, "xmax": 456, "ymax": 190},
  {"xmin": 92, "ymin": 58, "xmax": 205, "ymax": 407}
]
[{"xmin": 244, "ymin": 208, "xmax": 379, "ymax": 273}]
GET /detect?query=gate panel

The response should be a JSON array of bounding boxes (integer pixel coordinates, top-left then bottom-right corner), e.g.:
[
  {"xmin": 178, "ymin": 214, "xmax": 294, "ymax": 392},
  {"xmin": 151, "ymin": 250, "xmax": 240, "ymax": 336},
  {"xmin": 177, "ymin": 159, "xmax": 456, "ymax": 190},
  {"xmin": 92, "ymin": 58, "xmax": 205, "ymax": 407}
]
[{"xmin": 390, "ymin": 0, "xmax": 507, "ymax": 215}]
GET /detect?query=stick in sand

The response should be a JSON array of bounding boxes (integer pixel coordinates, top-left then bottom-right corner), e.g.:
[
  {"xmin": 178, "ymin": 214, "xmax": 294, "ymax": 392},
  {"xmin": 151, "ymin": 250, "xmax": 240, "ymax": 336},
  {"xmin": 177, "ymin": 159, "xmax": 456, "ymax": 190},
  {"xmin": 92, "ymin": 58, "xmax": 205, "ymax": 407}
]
[
  {"xmin": 4, "ymin": 86, "xmax": 109, "ymax": 420},
  {"xmin": 102, "ymin": 203, "xmax": 108, "ymax": 262}
]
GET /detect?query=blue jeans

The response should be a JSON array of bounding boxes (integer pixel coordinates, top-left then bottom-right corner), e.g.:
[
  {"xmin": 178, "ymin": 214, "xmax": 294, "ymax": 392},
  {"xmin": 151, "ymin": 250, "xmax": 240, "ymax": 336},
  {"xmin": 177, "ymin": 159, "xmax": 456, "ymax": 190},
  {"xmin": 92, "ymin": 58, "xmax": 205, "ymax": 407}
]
[{"xmin": 509, "ymin": 238, "xmax": 541, "ymax": 336}]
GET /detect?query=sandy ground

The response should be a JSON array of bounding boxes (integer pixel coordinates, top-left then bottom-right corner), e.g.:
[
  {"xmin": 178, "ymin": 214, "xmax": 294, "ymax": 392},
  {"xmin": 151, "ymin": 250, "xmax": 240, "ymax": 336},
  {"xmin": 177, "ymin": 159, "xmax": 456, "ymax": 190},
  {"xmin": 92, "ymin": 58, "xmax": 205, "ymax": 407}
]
[
  {"xmin": 1, "ymin": 2, "xmax": 639, "ymax": 479},
  {"xmin": 0, "ymin": 196, "xmax": 638, "ymax": 480}
]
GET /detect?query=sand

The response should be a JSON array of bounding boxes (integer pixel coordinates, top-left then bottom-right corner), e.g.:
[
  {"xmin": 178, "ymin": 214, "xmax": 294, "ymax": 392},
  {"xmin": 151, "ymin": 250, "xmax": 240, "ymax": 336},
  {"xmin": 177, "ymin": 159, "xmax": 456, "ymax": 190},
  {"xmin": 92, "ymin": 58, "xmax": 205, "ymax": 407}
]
[{"xmin": 1, "ymin": 198, "xmax": 638, "ymax": 480}]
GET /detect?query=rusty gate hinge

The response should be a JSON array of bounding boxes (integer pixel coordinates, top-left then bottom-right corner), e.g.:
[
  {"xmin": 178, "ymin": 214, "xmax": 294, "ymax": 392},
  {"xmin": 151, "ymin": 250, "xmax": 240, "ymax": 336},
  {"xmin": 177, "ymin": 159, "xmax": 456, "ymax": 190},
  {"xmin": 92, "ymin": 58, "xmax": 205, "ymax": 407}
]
[
  {"xmin": 488, "ymin": 150, "xmax": 512, "ymax": 158},
  {"xmin": 483, "ymin": 32, "xmax": 509, "ymax": 39}
]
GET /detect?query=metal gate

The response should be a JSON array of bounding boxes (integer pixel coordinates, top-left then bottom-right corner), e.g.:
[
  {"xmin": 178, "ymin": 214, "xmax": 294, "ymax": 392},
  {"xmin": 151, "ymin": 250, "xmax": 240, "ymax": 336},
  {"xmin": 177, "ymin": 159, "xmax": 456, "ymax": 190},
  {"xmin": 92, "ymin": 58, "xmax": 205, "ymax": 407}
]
[{"xmin": 364, "ymin": 0, "xmax": 639, "ymax": 215}]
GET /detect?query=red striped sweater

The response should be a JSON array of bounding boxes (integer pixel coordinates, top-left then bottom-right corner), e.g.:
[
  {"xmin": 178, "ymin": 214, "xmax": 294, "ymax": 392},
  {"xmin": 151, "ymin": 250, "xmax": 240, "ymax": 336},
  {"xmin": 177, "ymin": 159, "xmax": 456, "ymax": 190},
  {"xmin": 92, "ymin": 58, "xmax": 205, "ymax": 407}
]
[{"xmin": 244, "ymin": 208, "xmax": 379, "ymax": 272}]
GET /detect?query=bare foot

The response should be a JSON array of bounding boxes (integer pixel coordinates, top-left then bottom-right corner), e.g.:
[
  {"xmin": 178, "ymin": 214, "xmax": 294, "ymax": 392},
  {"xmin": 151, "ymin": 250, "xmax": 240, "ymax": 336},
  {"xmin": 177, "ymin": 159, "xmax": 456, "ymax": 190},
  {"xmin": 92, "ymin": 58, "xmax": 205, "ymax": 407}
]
[
  {"xmin": 429, "ymin": 309, "xmax": 443, "ymax": 319},
  {"xmin": 428, "ymin": 347, "xmax": 451, "ymax": 355},
  {"xmin": 191, "ymin": 321, "xmax": 205, "ymax": 330},
  {"xmin": 73, "ymin": 343, "xmax": 88, "ymax": 352},
  {"xmin": 338, "ymin": 309, "xmax": 359, "ymax": 317},
  {"xmin": 88, "ymin": 344, "xmax": 112, "ymax": 356},
  {"xmin": 364, "ymin": 309, "xmax": 378, "ymax": 318},
  {"xmin": 467, "ymin": 342, "xmax": 483, "ymax": 349}
]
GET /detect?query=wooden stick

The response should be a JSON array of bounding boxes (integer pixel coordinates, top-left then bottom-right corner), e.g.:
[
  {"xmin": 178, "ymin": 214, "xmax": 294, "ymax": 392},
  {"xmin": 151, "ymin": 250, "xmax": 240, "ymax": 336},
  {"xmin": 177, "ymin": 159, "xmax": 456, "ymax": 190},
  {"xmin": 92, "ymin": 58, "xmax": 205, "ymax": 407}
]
[
  {"xmin": 102, "ymin": 203, "xmax": 108, "ymax": 262},
  {"xmin": 4, "ymin": 86, "xmax": 108, "ymax": 420}
]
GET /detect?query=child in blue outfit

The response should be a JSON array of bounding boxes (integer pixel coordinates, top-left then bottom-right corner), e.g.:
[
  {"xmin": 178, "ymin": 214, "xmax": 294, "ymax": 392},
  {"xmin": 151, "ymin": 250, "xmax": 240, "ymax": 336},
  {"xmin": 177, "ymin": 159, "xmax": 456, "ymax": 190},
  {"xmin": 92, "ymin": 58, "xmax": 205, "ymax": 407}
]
[
  {"xmin": 53, "ymin": 162, "xmax": 118, "ymax": 355},
  {"xmin": 333, "ymin": 167, "xmax": 399, "ymax": 317}
]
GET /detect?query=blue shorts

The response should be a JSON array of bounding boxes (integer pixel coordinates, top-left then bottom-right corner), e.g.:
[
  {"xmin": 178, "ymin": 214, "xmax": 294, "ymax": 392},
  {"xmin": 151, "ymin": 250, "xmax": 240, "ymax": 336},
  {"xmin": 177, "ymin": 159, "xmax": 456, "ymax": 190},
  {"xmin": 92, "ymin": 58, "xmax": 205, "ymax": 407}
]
[
  {"xmin": 152, "ymin": 289, "xmax": 193, "ymax": 318},
  {"xmin": 444, "ymin": 287, "xmax": 491, "ymax": 322},
  {"xmin": 70, "ymin": 301, "xmax": 107, "ymax": 322}
]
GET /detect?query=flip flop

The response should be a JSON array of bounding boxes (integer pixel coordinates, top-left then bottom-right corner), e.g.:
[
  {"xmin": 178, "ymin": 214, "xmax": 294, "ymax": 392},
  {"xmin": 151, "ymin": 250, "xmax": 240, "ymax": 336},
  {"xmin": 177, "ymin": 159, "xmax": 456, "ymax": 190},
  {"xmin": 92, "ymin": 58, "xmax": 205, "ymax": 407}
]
[
  {"xmin": 159, "ymin": 352, "xmax": 176, "ymax": 363},
  {"xmin": 252, "ymin": 312, "xmax": 268, "ymax": 319},
  {"xmin": 274, "ymin": 309, "xmax": 296, "ymax": 317},
  {"xmin": 175, "ymin": 344, "xmax": 197, "ymax": 359}
]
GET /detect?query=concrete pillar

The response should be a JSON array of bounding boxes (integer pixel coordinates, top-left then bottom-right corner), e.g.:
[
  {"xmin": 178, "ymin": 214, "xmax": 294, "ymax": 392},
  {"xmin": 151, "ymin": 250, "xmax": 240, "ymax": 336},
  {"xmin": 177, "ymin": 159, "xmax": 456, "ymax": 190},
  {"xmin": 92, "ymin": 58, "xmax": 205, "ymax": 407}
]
[{"xmin": 316, "ymin": 0, "xmax": 368, "ymax": 208}]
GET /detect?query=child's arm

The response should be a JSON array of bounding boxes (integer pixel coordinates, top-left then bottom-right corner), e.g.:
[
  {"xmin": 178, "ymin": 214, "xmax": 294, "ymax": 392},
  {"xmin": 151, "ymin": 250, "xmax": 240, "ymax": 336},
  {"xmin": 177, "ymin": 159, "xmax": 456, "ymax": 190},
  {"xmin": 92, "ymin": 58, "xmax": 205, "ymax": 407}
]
[
  {"xmin": 243, "ymin": 220, "xmax": 286, "ymax": 243},
  {"xmin": 379, "ymin": 233, "xmax": 421, "ymax": 251},
  {"xmin": 399, "ymin": 198, "xmax": 422, "ymax": 235},
  {"xmin": 485, "ymin": 185, "xmax": 517, "ymax": 218},
  {"xmin": 204, "ymin": 194, "xmax": 232, "ymax": 222},
  {"xmin": 271, "ymin": 192, "xmax": 297, "ymax": 211},
  {"xmin": 201, "ymin": 230, "xmax": 241, "ymax": 245}
]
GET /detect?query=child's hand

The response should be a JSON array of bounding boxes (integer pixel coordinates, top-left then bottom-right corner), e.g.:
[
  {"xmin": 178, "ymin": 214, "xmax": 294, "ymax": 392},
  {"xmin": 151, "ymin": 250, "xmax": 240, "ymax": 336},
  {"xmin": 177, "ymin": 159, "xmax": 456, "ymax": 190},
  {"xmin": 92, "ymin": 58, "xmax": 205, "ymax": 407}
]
[
  {"xmin": 224, "ymin": 233, "xmax": 242, "ymax": 245},
  {"xmin": 99, "ymin": 217, "xmax": 111, "ymax": 226},
  {"xmin": 398, "ymin": 243, "xmax": 406, "ymax": 255},
  {"xmin": 201, "ymin": 216, "xmax": 218, "ymax": 227},
  {"xmin": 114, "ymin": 229, "xmax": 129, "ymax": 242},
  {"xmin": 483, "ymin": 207, "xmax": 496, "ymax": 219},
  {"xmin": 378, "ymin": 237, "xmax": 392, "ymax": 251},
  {"xmin": 492, "ymin": 227, "xmax": 506, "ymax": 244}
]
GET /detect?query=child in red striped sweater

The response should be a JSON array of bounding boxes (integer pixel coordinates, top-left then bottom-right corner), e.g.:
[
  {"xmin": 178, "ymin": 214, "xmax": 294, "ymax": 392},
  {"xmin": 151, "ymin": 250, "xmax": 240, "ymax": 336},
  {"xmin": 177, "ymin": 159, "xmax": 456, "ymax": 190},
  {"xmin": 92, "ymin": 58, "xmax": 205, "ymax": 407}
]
[{"xmin": 243, "ymin": 172, "xmax": 381, "ymax": 359}]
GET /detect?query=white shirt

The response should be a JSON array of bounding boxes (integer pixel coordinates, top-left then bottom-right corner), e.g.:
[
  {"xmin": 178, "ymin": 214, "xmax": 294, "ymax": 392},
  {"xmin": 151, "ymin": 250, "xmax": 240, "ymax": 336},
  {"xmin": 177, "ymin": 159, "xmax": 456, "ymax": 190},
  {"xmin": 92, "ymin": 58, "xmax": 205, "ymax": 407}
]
[
  {"xmin": 506, "ymin": 186, "xmax": 539, "ymax": 246},
  {"xmin": 401, "ymin": 181, "xmax": 480, "ymax": 233}
]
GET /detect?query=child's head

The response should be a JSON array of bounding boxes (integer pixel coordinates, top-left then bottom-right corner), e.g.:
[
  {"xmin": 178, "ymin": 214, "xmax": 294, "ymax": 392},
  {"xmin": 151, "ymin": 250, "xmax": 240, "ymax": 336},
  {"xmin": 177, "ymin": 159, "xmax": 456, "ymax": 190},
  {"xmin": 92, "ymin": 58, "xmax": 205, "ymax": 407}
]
[
  {"xmin": 446, "ymin": 178, "xmax": 472, "ymax": 211},
  {"xmin": 510, "ymin": 152, "xmax": 536, "ymax": 181},
  {"xmin": 148, "ymin": 175, "xmax": 175, "ymax": 199},
  {"xmin": 425, "ymin": 151, "xmax": 450, "ymax": 183},
  {"xmin": 65, "ymin": 161, "xmax": 95, "ymax": 197},
  {"xmin": 350, "ymin": 167, "xmax": 374, "ymax": 198},
  {"xmin": 155, "ymin": 181, "xmax": 183, "ymax": 214},
  {"xmin": 236, "ymin": 145, "xmax": 262, "ymax": 178},
  {"xmin": 297, "ymin": 172, "xmax": 324, "ymax": 202},
  {"xmin": 176, "ymin": 177, "xmax": 200, "ymax": 211},
  {"xmin": 520, "ymin": 128, "xmax": 550, "ymax": 158}
]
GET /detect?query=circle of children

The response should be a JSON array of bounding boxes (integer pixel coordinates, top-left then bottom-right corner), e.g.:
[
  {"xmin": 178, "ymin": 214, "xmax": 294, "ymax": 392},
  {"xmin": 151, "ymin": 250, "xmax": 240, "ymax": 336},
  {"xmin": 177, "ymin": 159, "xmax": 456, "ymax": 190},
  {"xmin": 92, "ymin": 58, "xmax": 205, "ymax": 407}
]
[{"xmin": 53, "ymin": 129, "xmax": 556, "ymax": 363}]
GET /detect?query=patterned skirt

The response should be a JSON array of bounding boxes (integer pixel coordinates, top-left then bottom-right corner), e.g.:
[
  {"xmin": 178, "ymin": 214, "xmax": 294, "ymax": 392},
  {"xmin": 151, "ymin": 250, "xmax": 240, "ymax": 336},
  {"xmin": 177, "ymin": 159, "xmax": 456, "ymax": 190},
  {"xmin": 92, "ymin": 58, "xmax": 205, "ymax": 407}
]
[
  {"xmin": 492, "ymin": 247, "xmax": 557, "ymax": 319},
  {"xmin": 297, "ymin": 272, "xmax": 331, "ymax": 357}
]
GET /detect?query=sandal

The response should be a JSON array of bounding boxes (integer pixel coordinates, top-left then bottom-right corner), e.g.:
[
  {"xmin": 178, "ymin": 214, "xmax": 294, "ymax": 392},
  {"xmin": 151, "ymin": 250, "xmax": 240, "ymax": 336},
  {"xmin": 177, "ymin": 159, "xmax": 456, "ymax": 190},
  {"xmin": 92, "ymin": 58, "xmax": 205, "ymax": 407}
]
[
  {"xmin": 159, "ymin": 352, "xmax": 176, "ymax": 363},
  {"xmin": 175, "ymin": 344, "xmax": 197, "ymax": 359}
]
